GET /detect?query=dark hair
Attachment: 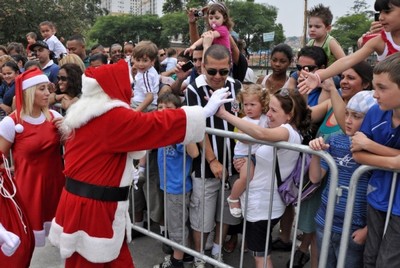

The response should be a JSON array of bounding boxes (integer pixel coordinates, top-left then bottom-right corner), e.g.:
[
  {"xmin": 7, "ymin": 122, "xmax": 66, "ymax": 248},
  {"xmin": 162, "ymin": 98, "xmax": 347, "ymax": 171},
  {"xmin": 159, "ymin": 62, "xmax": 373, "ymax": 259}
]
[
  {"xmin": 203, "ymin": 44, "xmax": 231, "ymax": 65},
  {"xmin": 373, "ymin": 52, "xmax": 400, "ymax": 87},
  {"xmin": 24, "ymin": 60, "xmax": 42, "ymax": 70},
  {"xmin": 207, "ymin": 2, "xmax": 234, "ymax": 30},
  {"xmin": 157, "ymin": 92, "xmax": 182, "ymax": 108},
  {"xmin": 274, "ymin": 89, "xmax": 312, "ymax": 139},
  {"xmin": 89, "ymin": 53, "xmax": 108, "ymax": 64},
  {"xmin": 11, "ymin": 54, "xmax": 28, "ymax": 67},
  {"xmin": 166, "ymin": 48, "xmax": 177, "ymax": 57},
  {"xmin": 58, "ymin": 63, "xmax": 83, "ymax": 98},
  {"xmin": 39, "ymin": 21, "xmax": 56, "ymax": 29},
  {"xmin": 133, "ymin": 41, "xmax": 158, "ymax": 61},
  {"xmin": 375, "ymin": 0, "xmax": 400, "ymax": 11},
  {"xmin": 7, "ymin": 42, "xmax": 25, "ymax": 56},
  {"xmin": 297, "ymin": 46, "xmax": 328, "ymax": 69},
  {"xmin": 307, "ymin": 4, "xmax": 333, "ymax": 26},
  {"xmin": 67, "ymin": 34, "xmax": 86, "ymax": 45},
  {"xmin": 350, "ymin": 61, "xmax": 373, "ymax": 90},
  {"xmin": 2, "ymin": 60, "xmax": 20, "ymax": 74},
  {"xmin": 91, "ymin": 43, "xmax": 104, "ymax": 52},
  {"xmin": 271, "ymin": 43, "xmax": 294, "ymax": 62}
]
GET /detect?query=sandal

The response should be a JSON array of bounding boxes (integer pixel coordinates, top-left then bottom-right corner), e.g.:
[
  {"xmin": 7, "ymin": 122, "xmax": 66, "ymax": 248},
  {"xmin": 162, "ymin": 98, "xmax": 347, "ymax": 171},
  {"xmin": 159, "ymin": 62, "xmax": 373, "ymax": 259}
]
[{"xmin": 227, "ymin": 196, "xmax": 242, "ymax": 218}]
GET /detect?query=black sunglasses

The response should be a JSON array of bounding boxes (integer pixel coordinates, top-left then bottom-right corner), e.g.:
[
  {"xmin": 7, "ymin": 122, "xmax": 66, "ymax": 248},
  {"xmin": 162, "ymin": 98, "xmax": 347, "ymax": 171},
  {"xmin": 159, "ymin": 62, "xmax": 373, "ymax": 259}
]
[
  {"xmin": 159, "ymin": 53, "xmax": 166, "ymax": 57},
  {"xmin": 296, "ymin": 64, "xmax": 318, "ymax": 72},
  {"xmin": 205, "ymin": 68, "xmax": 230, "ymax": 76},
  {"xmin": 57, "ymin": 75, "xmax": 68, "ymax": 82}
]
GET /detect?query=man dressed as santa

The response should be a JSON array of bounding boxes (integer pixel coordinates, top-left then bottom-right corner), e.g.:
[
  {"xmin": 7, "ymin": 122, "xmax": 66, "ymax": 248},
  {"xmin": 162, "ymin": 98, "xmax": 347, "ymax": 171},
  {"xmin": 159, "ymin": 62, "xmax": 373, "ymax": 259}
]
[{"xmin": 48, "ymin": 60, "xmax": 231, "ymax": 267}]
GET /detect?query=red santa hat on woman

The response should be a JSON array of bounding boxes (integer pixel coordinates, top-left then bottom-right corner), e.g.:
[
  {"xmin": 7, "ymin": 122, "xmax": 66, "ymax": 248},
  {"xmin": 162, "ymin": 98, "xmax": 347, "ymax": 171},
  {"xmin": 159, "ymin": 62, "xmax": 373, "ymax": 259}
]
[{"xmin": 14, "ymin": 67, "xmax": 49, "ymax": 133}]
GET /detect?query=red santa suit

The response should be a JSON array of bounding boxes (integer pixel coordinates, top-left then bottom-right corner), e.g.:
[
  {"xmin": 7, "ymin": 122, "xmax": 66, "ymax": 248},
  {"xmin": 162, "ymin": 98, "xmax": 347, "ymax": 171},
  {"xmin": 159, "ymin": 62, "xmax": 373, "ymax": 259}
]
[
  {"xmin": 0, "ymin": 157, "xmax": 35, "ymax": 267},
  {"xmin": 0, "ymin": 68, "xmax": 65, "ymax": 248},
  {"xmin": 48, "ymin": 60, "xmax": 206, "ymax": 266}
]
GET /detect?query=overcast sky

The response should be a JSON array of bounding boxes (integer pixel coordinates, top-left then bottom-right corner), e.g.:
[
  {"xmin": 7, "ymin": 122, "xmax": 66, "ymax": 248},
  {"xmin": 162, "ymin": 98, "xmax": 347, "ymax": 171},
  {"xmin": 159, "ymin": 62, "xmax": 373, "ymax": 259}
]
[{"xmin": 255, "ymin": 0, "xmax": 376, "ymax": 37}]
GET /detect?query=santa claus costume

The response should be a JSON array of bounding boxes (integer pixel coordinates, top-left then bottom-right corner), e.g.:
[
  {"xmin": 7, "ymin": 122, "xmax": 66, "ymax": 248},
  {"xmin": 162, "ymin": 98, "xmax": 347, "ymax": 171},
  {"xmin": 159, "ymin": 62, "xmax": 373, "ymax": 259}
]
[
  {"xmin": 49, "ymin": 60, "xmax": 229, "ymax": 267},
  {"xmin": 0, "ymin": 68, "xmax": 65, "ymax": 248}
]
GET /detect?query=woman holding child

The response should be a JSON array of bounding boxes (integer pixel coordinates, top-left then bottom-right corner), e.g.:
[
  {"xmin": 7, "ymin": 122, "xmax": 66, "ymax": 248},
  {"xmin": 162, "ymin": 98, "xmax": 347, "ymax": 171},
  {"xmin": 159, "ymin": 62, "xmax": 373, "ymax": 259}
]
[{"xmin": 217, "ymin": 88, "xmax": 311, "ymax": 268}]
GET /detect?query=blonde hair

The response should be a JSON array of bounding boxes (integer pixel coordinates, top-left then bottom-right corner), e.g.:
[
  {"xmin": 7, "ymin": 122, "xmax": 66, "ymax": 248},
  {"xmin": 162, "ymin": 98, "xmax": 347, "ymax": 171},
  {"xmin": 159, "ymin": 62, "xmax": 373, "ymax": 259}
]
[
  {"xmin": 21, "ymin": 84, "xmax": 51, "ymax": 121},
  {"xmin": 58, "ymin": 54, "xmax": 85, "ymax": 72},
  {"xmin": 237, "ymin": 84, "xmax": 270, "ymax": 114}
]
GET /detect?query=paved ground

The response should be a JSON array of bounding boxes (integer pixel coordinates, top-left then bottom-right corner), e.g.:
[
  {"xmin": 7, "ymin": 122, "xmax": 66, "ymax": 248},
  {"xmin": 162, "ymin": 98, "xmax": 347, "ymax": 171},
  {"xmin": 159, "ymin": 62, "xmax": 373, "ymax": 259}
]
[{"xmin": 30, "ymin": 224, "xmax": 311, "ymax": 268}]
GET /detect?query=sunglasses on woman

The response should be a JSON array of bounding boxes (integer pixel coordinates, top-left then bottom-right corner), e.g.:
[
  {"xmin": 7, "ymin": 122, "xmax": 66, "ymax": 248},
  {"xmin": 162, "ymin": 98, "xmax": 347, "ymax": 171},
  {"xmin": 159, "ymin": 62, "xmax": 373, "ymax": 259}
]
[
  {"xmin": 205, "ymin": 68, "xmax": 230, "ymax": 76},
  {"xmin": 57, "ymin": 76, "xmax": 68, "ymax": 82},
  {"xmin": 296, "ymin": 64, "xmax": 318, "ymax": 72}
]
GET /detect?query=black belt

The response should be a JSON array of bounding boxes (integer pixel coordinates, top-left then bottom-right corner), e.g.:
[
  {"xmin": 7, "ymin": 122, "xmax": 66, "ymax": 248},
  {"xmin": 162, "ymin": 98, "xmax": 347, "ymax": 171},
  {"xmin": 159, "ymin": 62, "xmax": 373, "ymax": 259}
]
[{"xmin": 65, "ymin": 177, "xmax": 130, "ymax": 202}]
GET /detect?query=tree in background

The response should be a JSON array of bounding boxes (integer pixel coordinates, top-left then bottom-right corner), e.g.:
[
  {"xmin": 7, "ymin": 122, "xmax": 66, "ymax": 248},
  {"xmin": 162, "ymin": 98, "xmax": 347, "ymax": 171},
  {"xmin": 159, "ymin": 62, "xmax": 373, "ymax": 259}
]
[
  {"xmin": 89, "ymin": 15, "xmax": 168, "ymax": 48},
  {"xmin": 228, "ymin": 1, "xmax": 284, "ymax": 52},
  {"xmin": 0, "ymin": 0, "xmax": 105, "ymax": 44},
  {"xmin": 331, "ymin": 0, "xmax": 373, "ymax": 53}
]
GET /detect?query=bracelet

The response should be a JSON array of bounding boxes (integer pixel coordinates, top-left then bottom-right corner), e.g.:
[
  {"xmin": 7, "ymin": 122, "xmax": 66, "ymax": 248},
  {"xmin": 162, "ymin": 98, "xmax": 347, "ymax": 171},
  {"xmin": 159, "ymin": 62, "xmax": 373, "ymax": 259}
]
[
  {"xmin": 315, "ymin": 73, "xmax": 322, "ymax": 86},
  {"xmin": 208, "ymin": 157, "xmax": 217, "ymax": 164}
]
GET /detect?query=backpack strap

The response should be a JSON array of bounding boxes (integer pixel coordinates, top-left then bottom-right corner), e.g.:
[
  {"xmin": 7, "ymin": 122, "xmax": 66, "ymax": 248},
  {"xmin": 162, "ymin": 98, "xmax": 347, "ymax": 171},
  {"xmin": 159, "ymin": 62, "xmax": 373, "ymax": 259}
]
[{"xmin": 275, "ymin": 157, "xmax": 283, "ymax": 187}]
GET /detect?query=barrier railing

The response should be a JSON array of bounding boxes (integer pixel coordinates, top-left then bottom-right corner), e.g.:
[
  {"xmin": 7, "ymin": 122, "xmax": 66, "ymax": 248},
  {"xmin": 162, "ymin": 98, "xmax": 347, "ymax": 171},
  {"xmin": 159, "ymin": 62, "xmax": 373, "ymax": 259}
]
[
  {"xmin": 338, "ymin": 165, "xmax": 400, "ymax": 268},
  {"xmin": 131, "ymin": 127, "xmax": 339, "ymax": 268}
]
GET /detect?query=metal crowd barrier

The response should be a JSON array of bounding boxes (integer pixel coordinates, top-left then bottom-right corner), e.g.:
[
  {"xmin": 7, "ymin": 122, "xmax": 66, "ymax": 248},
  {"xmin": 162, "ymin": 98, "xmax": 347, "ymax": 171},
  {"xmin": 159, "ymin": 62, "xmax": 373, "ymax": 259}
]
[
  {"xmin": 338, "ymin": 165, "xmax": 400, "ymax": 268},
  {"xmin": 131, "ymin": 127, "xmax": 339, "ymax": 268}
]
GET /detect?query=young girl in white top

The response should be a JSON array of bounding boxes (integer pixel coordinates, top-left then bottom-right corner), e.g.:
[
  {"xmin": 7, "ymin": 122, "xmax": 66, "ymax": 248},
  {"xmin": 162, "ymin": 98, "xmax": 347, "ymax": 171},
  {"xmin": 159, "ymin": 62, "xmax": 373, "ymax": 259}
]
[{"xmin": 227, "ymin": 84, "xmax": 269, "ymax": 218}]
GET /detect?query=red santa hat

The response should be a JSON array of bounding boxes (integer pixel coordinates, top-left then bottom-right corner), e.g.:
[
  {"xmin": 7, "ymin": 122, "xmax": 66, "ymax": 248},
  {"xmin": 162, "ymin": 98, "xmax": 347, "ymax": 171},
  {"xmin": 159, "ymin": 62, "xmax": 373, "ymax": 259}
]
[
  {"xmin": 14, "ymin": 67, "xmax": 49, "ymax": 133},
  {"xmin": 84, "ymin": 59, "xmax": 131, "ymax": 104}
]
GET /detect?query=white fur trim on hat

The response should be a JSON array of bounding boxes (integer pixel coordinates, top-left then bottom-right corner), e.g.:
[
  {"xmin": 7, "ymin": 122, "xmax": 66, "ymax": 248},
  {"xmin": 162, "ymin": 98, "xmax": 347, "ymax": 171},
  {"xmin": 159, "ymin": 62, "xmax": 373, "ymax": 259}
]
[{"xmin": 22, "ymin": 74, "xmax": 49, "ymax": 90}]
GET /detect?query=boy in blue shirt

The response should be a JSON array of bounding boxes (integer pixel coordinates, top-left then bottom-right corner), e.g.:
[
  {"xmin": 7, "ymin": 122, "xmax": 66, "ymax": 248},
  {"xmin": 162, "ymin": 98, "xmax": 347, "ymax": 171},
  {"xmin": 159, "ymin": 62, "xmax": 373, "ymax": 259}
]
[
  {"xmin": 154, "ymin": 92, "xmax": 199, "ymax": 268},
  {"xmin": 351, "ymin": 52, "xmax": 400, "ymax": 268}
]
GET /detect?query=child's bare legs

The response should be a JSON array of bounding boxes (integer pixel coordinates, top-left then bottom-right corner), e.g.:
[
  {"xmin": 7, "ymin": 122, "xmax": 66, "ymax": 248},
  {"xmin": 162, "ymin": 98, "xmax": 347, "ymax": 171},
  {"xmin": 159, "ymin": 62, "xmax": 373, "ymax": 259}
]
[
  {"xmin": 227, "ymin": 158, "xmax": 254, "ymax": 216},
  {"xmin": 255, "ymin": 255, "xmax": 273, "ymax": 268}
]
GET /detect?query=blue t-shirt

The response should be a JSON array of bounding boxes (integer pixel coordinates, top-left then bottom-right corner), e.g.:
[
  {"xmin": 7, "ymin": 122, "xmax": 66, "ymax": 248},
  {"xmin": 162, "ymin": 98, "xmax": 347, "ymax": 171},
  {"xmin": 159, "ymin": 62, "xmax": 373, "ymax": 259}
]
[
  {"xmin": 360, "ymin": 104, "xmax": 400, "ymax": 215},
  {"xmin": 315, "ymin": 134, "xmax": 369, "ymax": 233},
  {"xmin": 0, "ymin": 80, "xmax": 15, "ymax": 107},
  {"xmin": 43, "ymin": 63, "xmax": 60, "ymax": 84},
  {"xmin": 158, "ymin": 144, "xmax": 193, "ymax": 194}
]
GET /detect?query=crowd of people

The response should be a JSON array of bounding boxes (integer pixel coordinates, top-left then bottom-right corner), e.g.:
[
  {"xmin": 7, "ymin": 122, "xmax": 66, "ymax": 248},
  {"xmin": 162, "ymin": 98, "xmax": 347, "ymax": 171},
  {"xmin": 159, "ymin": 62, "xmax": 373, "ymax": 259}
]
[{"xmin": 0, "ymin": 0, "xmax": 399, "ymax": 268}]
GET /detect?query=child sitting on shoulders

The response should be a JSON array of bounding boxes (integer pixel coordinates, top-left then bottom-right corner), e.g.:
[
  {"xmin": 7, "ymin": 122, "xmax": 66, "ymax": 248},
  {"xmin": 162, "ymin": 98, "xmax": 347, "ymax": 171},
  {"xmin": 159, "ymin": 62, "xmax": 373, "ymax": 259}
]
[
  {"xmin": 306, "ymin": 4, "xmax": 346, "ymax": 66},
  {"xmin": 227, "ymin": 84, "xmax": 270, "ymax": 218},
  {"xmin": 38, "ymin": 21, "xmax": 67, "ymax": 59},
  {"xmin": 185, "ymin": 2, "xmax": 234, "ymax": 55}
]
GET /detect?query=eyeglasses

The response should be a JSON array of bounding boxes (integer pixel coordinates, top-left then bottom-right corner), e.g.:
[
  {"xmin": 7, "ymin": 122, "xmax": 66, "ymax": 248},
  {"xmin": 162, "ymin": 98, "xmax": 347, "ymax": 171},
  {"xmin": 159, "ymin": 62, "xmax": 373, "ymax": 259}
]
[
  {"xmin": 159, "ymin": 53, "xmax": 166, "ymax": 57},
  {"xmin": 205, "ymin": 68, "xmax": 230, "ymax": 76},
  {"xmin": 57, "ymin": 76, "xmax": 68, "ymax": 82},
  {"xmin": 296, "ymin": 64, "xmax": 318, "ymax": 72}
]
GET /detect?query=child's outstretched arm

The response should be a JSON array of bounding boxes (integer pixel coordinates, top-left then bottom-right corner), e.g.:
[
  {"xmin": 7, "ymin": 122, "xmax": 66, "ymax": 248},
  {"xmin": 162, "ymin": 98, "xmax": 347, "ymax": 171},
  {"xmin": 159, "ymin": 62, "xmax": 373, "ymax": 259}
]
[
  {"xmin": 308, "ymin": 137, "xmax": 329, "ymax": 183},
  {"xmin": 186, "ymin": 143, "xmax": 199, "ymax": 159},
  {"xmin": 298, "ymin": 36, "xmax": 381, "ymax": 94}
]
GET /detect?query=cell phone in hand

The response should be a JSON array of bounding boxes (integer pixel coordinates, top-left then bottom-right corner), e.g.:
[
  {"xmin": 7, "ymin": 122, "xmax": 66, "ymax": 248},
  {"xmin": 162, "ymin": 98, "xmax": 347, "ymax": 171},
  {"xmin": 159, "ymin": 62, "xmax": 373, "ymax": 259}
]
[
  {"xmin": 374, "ymin": 13, "xmax": 380, "ymax": 21},
  {"xmin": 181, "ymin": 60, "xmax": 194, "ymax": 72}
]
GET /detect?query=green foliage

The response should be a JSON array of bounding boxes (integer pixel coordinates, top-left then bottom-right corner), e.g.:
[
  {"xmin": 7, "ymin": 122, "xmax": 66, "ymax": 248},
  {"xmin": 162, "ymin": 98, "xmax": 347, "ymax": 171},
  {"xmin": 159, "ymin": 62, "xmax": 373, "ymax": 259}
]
[
  {"xmin": 0, "ymin": 0, "xmax": 105, "ymax": 44},
  {"xmin": 331, "ymin": 13, "xmax": 371, "ymax": 53},
  {"xmin": 162, "ymin": 0, "xmax": 184, "ymax": 14},
  {"xmin": 228, "ymin": 1, "xmax": 284, "ymax": 51},
  {"xmin": 89, "ymin": 15, "xmax": 168, "ymax": 48}
]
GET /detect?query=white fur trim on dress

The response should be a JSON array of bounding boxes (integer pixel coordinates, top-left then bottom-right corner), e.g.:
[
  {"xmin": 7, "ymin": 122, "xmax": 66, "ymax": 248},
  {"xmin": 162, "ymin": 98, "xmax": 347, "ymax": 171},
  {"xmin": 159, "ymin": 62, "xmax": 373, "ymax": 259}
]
[
  {"xmin": 49, "ymin": 155, "xmax": 134, "ymax": 262},
  {"xmin": 181, "ymin": 106, "xmax": 206, "ymax": 144}
]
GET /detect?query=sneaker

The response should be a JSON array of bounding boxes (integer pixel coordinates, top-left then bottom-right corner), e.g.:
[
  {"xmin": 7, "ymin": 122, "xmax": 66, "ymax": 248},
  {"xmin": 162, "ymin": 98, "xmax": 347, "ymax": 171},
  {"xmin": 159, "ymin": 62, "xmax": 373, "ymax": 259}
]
[
  {"xmin": 183, "ymin": 253, "xmax": 194, "ymax": 263},
  {"xmin": 154, "ymin": 255, "xmax": 183, "ymax": 268},
  {"xmin": 287, "ymin": 249, "xmax": 310, "ymax": 268},
  {"xmin": 193, "ymin": 259, "xmax": 206, "ymax": 268},
  {"xmin": 211, "ymin": 252, "xmax": 224, "ymax": 263}
]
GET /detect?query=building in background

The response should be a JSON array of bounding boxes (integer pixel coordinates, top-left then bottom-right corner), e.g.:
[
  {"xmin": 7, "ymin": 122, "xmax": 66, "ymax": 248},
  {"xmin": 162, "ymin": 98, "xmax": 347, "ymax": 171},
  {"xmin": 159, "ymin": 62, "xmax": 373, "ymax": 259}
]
[{"xmin": 100, "ymin": 0, "xmax": 163, "ymax": 16}]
